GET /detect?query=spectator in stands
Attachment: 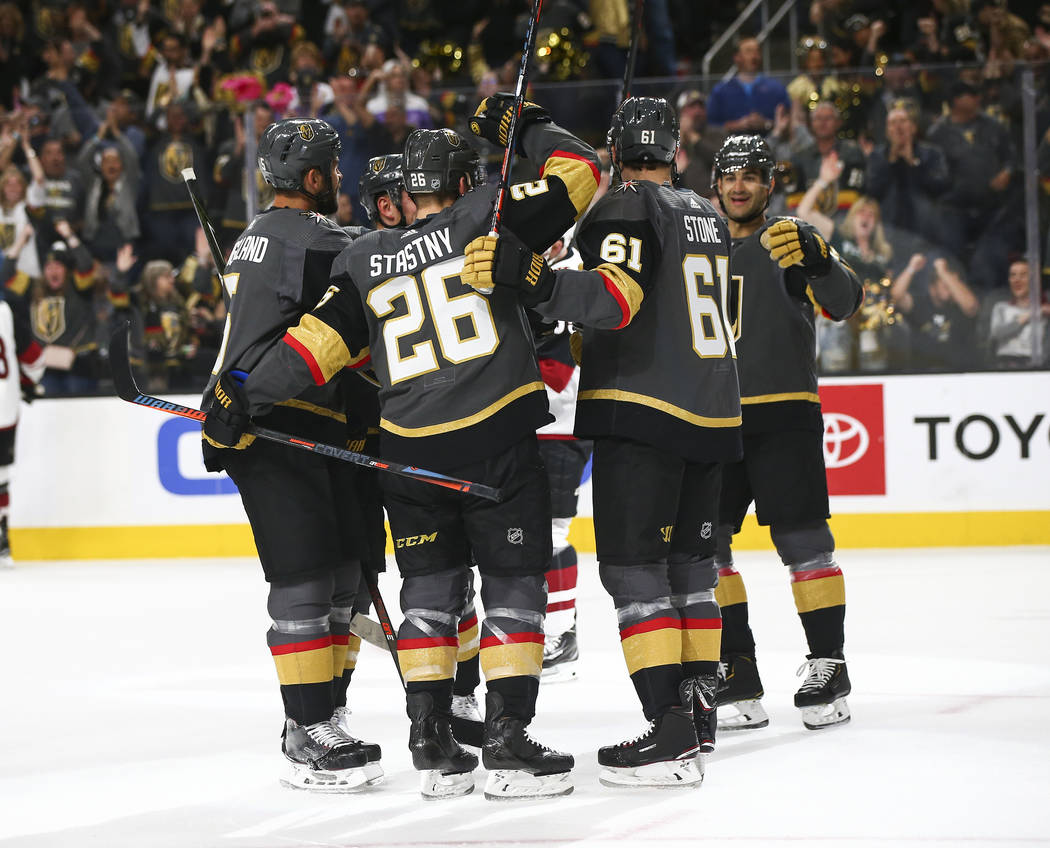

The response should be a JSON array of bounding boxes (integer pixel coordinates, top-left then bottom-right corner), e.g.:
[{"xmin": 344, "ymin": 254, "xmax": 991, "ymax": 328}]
[
  {"xmin": 24, "ymin": 138, "xmax": 83, "ymax": 269},
  {"xmin": 365, "ymin": 59, "xmax": 433, "ymax": 128},
  {"xmin": 986, "ymin": 259, "xmax": 1050, "ymax": 368},
  {"xmin": 30, "ymin": 230, "xmax": 101, "ymax": 396},
  {"xmin": 0, "ymin": 3, "xmax": 28, "ymax": 111},
  {"xmin": 77, "ymin": 114, "xmax": 141, "ymax": 266},
  {"xmin": 137, "ymin": 258, "xmax": 191, "ymax": 392},
  {"xmin": 892, "ymin": 254, "xmax": 980, "ymax": 370},
  {"xmin": 108, "ymin": 89, "xmax": 147, "ymax": 160},
  {"xmin": 214, "ymin": 100, "xmax": 276, "ymax": 250},
  {"xmin": 927, "ymin": 79, "xmax": 1020, "ymax": 288},
  {"xmin": 909, "ymin": 0, "xmax": 979, "ymax": 64},
  {"xmin": 228, "ymin": 1, "xmax": 304, "ymax": 88},
  {"xmin": 674, "ymin": 90, "xmax": 725, "ymax": 200},
  {"xmin": 706, "ymin": 36, "xmax": 790, "ymax": 133},
  {"xmin": 145, "ymin": 32, "xmax": 196, "ymax": 128},
  {"xmin": 787, "ymin": 100, "xmax": 867, "ymax": 221},
  {"xmin": 1, "ymin": 162, "xmax": 40, "ymax": 283},
  {"xmin": 287, "ymin": 41, "xmax": 334, "ymax": 117},
  {"xmin": 865, "ymin": 104, "xmax": 950, "ymax": 252},
  {"xmin": 323, "ymin": 0, "xmax": 387, "ymax": 75},
  {"xmin": 786, "ymin": 36, "xmax": 829, "ymax": 118}
]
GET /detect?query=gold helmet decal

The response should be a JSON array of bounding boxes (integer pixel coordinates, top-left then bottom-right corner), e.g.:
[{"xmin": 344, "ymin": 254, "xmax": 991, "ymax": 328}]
[
  {"xmin": 371, "ymin": 157, "xmax": 386, "ymax": 173},
  {"xmin": 297, "ymin": 123, "xmax": 315, "ymax": 141},
  {"xmin": 443, "ymin": 129, "xmax": 461, "ymax": 147}
]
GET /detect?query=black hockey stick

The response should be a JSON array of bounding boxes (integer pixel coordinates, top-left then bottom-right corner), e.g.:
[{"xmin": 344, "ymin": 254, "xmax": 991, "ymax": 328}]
[
  {"xmin": 181, "ymin": 167, "xmax": 226, "ymax": 277},
  {"xmin": 618, "ymin": 0, "xmax": 645, "ymax": 106},
  {"xmin": 108, "ymin": 327, "xmax": 503, "ymax": 501},
  {"xmin": 488, "ymin": 0, "xmax": 546, "ymax": 236}
]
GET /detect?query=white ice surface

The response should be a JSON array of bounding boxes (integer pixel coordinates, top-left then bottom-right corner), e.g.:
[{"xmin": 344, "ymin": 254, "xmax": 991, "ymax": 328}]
[{"xmin": 2, "ymin": 547, "xmax": 1049, "ymax": 848}]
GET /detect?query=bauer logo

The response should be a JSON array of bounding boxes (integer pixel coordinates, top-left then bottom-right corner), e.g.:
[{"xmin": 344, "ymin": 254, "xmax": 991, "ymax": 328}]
[
  {"xmin": 157, "ymin": 418, "xmax": 238, "ymax": 496},
  {"xmin": 818, "ymin": 383, "xmax": 886, "ymax": 496}
]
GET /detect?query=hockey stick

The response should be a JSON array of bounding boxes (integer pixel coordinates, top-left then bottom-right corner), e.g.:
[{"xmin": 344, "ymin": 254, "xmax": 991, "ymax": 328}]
[
  {"xmin": 108, "ymin": 327, "xmax": 504, "ymax": 501},
  {"xmin": 488, "ymin": 0, "xmax": 546, "ymax": 236},
  {"xmin": 617, "ymin": 0, "xmax": 645, "ymax": 106},
  {"xmin": 181, "ymin": 167, "xmax": 226, "ymax": 277}
]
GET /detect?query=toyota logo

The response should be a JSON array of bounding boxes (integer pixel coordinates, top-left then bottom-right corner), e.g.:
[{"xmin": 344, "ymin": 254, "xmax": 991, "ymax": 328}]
[{"xmin": 823, "ymin": 412, "xmax": 869, "ymax": 468}]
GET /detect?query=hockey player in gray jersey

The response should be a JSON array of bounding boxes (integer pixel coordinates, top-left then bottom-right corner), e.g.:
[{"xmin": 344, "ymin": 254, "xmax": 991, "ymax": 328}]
[
  {"xmin": 462, "ymin": 96, "xmax": 742, "ymax": 788},
  {"xmin": 711, "ymin": 134, "xmax": 862, "ymax": 731},
  {"xmin": 200, "ymin": 118, "xmax": 381, "ymax": 792},
  {"xmin": 203, "ymin": 96, "xmax": 601, "ymax": 800}
]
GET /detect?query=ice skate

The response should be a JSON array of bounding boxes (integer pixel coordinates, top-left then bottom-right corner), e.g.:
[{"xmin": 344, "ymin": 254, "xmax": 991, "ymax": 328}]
[
  {"xmin": 331, "ymin": 705, "xmax": 384, "ymax": 784},
  {"xmin": 0, "ymin": 518, "xmax": 13, "ymax": 570},
  {"xmin": 482, "ymin": 693, "xmax": 574, "ymax": 800},
  {"xmin": 407, "ymin": 691, "xmax": 477, "ymax": 799},
  {"xmin": 690, "ymin": 674, "xmax": 718, "ymax": 754},
  {"xmin": 716, "ymin": 654, "xmax": 769, "ymax": 731},
  {"xmin": 795, "ymin": 653, "xmax": 851, "ymax": 730},
  {"xmin": 280, "ymin": 718, "xmax": 372, "ymax": 793},
  {"xmin": 450, "ymin": 693, "xmax": 484, "ymax": 747},
  {"xmin": 597, "ymin": 685, "xmax": 703, "ymax": 788},
  {"xmin": 541, "ymin": 621, "xmax": 579, "ymax": 683}
]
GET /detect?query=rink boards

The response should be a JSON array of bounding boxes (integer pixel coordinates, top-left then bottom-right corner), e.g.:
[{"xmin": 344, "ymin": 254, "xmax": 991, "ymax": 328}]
[{"xmin": 12, "ymin": 371, "xmax": 1050, "ymax": 559}]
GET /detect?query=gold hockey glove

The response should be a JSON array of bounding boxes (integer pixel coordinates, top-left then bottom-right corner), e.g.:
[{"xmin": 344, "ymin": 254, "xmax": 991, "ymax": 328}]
[
  {"xmin": 469, "ymin": 93, "xmax": 550, "ymax": 150},
  {"xmin": 760, "ymin": 218, "xmax": 832, "ymax": 278},
  {"xmin": 203, "ymin": 370, "xmax": 256, "ymax": 450},
  {"xmin": 462, "ymin": 230, "xmax": 556, "ymax": 307}
]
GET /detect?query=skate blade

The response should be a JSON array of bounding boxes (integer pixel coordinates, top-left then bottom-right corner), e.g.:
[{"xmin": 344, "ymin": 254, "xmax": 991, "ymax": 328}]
[
  {"xmin": 800, "ymin": 697, "xmax": 851, "ymax": 730},
  {"xmin": 484, "ymin": 769, "xmax": 574, "ymax": 800},
  {"xmin": 364, "ymin": 761, "xmax": 385, "ymax": 786},
  {"xmin": 280, "ymin": 762, "xmax": 372, "ymax": 793},
  {"xmin": 540, "ymin": 660, "xmax": 579, "ymax": 684},
  {"xmin": 598, "ymin": 758, "xmax": 704, "ymax": 789},
  {"xmin": 420, "ymin": 769, "xmax": 475, "ymax": 800},
  {"xmin": 716, "ymin": 699, "xmax": 770, "ymax": 732}
]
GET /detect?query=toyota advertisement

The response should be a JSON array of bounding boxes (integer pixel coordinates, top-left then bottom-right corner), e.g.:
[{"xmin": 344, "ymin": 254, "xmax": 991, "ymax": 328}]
[{"xmin": 12, "ymin": 372, "xmax": 1050, "ymax": 556}]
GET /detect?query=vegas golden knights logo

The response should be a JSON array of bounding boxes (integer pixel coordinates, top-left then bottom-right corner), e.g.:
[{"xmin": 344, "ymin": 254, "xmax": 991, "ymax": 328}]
[
  {"xmin": 659, "ymin": 525, "xmax": 674, "ymax": 543},
  {"xmin": 297, "ymin": 123, "xmax": 315, "ymax": 142},
  {"xmin": 443, "ymin": 129, "xmax": 461, "ymax": 147},
  {"xmin": 161, "ymin": 141, "xmax": 193, "ymax": 183},
  {"xmin": 34, "ymin": 297, "xmax": 67, "ymax": 344},
  {"xmin": 371, "ymin": 157, "xmax": 386, "ymax": 173}
]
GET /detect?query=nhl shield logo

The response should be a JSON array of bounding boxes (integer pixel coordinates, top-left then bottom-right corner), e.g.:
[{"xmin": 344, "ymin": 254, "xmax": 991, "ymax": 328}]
[
  {"xmin": 297, "ymin": 123, "xmax": 315, "ymax": 142},
  {"xmin": 507, "ymin": 528, "xmax": 524, "ymax": 545},
  {"xmin": 701, "ymin": 522, "xmax": 713, "ymax": 540}
]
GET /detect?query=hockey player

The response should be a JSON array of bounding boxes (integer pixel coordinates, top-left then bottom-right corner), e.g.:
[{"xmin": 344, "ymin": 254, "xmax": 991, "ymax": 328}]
[
  {"xmin": 200, "ymin": 118, "xmax": 382, "ymax": 792},
  {"xmin": 536, "ymin": 228, "xmax": 588, "ymax": 683},
  {"xmin": 462, "ymin": 96, "xmax": 742, "ymax": 788},
  {"xmin": 353, "ymin": 154, "xmax": 485, "ymax": 745},
  {"xmin": 202, "ymin": 96, "xmax": 600, "ymax": 800},
  {"xmin": 711, "ymin": 135, "xmax": 862, "ymax": 731},
  {"xmin": 0, "ymin": 286, "xmax": 45, "ymax": 568}
]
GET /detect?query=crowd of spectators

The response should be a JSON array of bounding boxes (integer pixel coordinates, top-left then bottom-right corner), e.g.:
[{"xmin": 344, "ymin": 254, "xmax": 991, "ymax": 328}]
[{"xmin": 0, "ymin": 0, "xmax": 1048, "ymax": 398}]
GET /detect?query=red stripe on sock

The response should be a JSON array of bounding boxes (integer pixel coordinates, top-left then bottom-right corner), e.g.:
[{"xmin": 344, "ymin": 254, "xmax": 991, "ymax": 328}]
[
  {"xmin": 619, "ymin": 617, "xmax": 681, "ymax": 640},
  {"xmin": 331, "ymin": 633, "xmax": 349, "ymax": 646},
  {"xmin": 680, "ymin": 617, "xmax": 722, "ymax": 630},
  {"xmin": 791, "ymin": 566, "xmax": 843, "ymax": 583},
  {"xmin": 718, "ymin": 566, "xmax": 739, "ymax": 578},
  {"xmin": 546, "ymin": 564, "xmax": 578, "ymax": 592},
  {"xmin": 546, "ymin": 599, "xmax": 576, "ymax": 613},
  {"xmin": 480, "ymin": 632, "xmax": 544, "ymax": 650},
  {"xmin": 0, "ymin": 493, "xmax": 9, "ymax": 508},
  {"xmin": 458, "ymin": 615, "xmax": 478, "ymax": 633},
  {"xmin": 397, "ymin": 636, "xmax": 459, "ymax": 651},
  {"xmin": 269, "ymin": 635, "xmax": 332, "ymax": 656}
]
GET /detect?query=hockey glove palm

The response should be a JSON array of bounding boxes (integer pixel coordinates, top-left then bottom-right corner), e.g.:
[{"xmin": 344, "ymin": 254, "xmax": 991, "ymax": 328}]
[
  {"xmin": 203, "ymin": 370, "xmax": 255, "ymax": 450},
  {"xmin": 760, "ymin": 219, "xmax": 832, "ymax": 278},
  {"xmin": 469, "ymin": 93, "xmax": 550, "ymax": 150},
  {"xmin": 462, "ymin": 230, "xmax": 555, "ymax": 307}
]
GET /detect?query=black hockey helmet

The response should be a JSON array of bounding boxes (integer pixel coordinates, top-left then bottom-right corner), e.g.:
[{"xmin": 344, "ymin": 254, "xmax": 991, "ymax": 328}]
[
  {"xmin": 402, "ymin": 129, "xmax": 485, "ymax": 197},
  {"xmin": 257, "ymin": 118, "xmax": 341, "ymax": 192},
  {"xmin": 711, "ymin": 134, "xmax": 775, "ymax": 187},
  {"xmin": 607, "ymin": 96, "xmax": 679, "ymax": 169},
  {"xmin": 359, "ymin": 154, "xmax": 405, "ymax": 225}
]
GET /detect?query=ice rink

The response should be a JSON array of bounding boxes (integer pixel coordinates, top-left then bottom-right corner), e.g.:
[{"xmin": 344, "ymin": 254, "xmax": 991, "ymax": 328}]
[{"xmin": 2, "ymin": 546, "xmax": 1049, "ymax": 848}]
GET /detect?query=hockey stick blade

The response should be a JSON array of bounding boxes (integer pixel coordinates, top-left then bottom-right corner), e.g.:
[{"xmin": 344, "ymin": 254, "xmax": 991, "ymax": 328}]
[
  {"xmin": 108, "ymin": 327, "xmax": 503, "ymax": 501},
  {"xmin": 349, "ymin": 613, "xmax": 388, "ymax": 650}
]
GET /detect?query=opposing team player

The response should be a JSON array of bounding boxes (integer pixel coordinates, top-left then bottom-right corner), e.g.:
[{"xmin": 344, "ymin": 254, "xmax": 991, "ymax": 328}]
[
  {"xmin": 354, "ymin": 154, "xmax": 485, "ymax": 745},
  {"xmin": 462, "ymin": 97, "xmax": 741, "ymax": 788},
  {"xmin": 0, "ymin": 287, "xmax": 45, "ymax": 568},
  {"xmin": 536, "ymin": 228, "xmax": 588, "ymax": 682},
  {"xmin": 203, "ymin": 96, "xmax": 601, "ymax": 800},
  {"xmin": 711, "ymin": 135, "xmax": 862, "ymax": 730},
  {"xmin": 200, "ymin": 118, "xmax": 382, "ymax": 792}
]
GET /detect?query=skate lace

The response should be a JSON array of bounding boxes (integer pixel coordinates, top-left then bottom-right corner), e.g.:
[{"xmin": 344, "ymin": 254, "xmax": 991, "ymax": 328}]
[
  {"xmin": 617, "ymin": 719, "xmax": 657, "ymax": 747},
  {"xmin": 795, "ymin": 657, "xmax": 844, "ymax": 692},
  {"xmin": 305, "ymin": 720, "xmax": 348, "ymax": 748}
]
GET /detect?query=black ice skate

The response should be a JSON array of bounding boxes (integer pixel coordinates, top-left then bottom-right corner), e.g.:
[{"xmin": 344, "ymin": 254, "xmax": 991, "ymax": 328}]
[
  {"xmin": 597, "ymin": 684, "xmax": 703, "ymax": 788},
  {"xmin": 0, "ymin": 516, "xmax": 12, "ymax": 569},
  {"xmin": 541, "ymin": 619, "xmax": 579, "ymax": 683},
  {"xmin": 482, "ymin": 692, "xmax": 574, "ymax": 800},
  {"xmin": 407, "ymin": 691, "xmax": 478, "ymax": 799},
  {"xmin": 716, "ymin": 654, "xmax": 769, "ymax": 731},
  {"xmin": 331, "ymin": 705, "xmax": 384, "ymax": 784},
  {"xmin": 794, "ymin": 652, "xmax": 851, "ymax": 730},
  {"xmin": 280, "ymin": 718, "xmax": 372, "ymax": 793},
  {"xmin": 690, "ymin": 674, "xmax": 718, "ymax": 754}
]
